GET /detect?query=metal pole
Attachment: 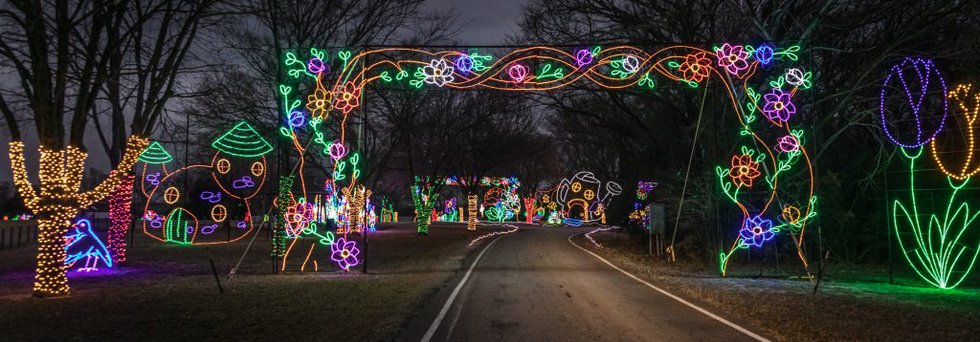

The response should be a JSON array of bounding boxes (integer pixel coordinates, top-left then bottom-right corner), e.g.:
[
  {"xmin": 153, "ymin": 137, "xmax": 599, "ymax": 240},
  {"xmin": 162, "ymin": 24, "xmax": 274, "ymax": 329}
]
[
  {"xmin": 885, "ymin": 162, "xmax": 893, "ymax": 284},
  {"xmin": 360, "ymin": 47, "xmax": 368, "ymax": 274}
]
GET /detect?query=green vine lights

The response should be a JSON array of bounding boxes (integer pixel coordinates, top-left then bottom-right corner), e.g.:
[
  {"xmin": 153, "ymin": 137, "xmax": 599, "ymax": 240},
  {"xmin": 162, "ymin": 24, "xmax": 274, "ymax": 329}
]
[{"xmin": 278, "ymin": 44, "xmax": 816, "ymax": 274}]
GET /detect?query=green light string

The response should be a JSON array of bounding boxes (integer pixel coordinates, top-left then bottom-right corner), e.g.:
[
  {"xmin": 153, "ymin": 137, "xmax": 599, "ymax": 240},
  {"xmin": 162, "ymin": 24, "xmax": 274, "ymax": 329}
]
[
  {"xmin": 411, "ymin": 178, "xmax": 439, "ymax": 235},
  {"xmin": 892, "ymin": 147, "xmax": 980, "ymax": 289},
  {"xmin": 273, "ymin": 176, "xmax": 294, "ymax": 257},
  {"xmin": 212, "ymin": 121, "xmax": 274, "ymax": 157},
  {"xmin": 139, "ymin": 141, "xmax": 174, "ymax": 164}
]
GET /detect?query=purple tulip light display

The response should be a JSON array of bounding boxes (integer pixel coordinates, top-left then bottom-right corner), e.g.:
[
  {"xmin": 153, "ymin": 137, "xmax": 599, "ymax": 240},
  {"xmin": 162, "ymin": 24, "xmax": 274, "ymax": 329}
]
[
  {"xmin": 880, "ymin": 58, "xmax": 980, "ymax": 289},
  {"xmin": 879, "ymin": 57, "xmax": 949, "ymax": 149}
]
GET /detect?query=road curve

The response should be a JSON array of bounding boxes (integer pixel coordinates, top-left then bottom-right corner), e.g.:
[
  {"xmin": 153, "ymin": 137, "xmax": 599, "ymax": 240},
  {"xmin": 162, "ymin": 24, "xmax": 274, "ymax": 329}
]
[{"xmin": 402, "ymin": 225, "xmax": 764, "ymax": 342}]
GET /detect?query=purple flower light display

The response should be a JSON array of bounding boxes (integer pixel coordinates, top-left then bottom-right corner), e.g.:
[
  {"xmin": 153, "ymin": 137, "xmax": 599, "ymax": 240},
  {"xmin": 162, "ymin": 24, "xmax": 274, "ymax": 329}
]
[
  {"xmin": 775, "ymin": 135, "xmax": 800, "ymax": 153},
  {"xmin": 288, "ymin": 111, "xmax": 306, "ymax": 128},
  {"xmin": 739, "ymin": 216, "xmax": 774, "ymax": 248},
  {"xmin": 307, "ymin": 57, "xmax": 326, "ymax": 74},
  {"xmin": 754, "ymin": 44, "xmax": 774, "ymax": 66},
  {"xmin": 715, "ymin": 43, "xmax": 749, "ymax": 76},
  {"xmin": 328, "ymin": 141, "xmax": 347, "ymax": 160},
  {"xmin": 574, "ymin": 48, "xmax": 593, "ymax": 67},
  {"xmin": 879, "ymin": 57, "xmax": 949, "ymax": 148},
  {"xmin": 762, "ymin": 89, "xmax": 796, "ymax": 122},
  {"xmin": 330, "ymin": 237, "xmax": 360, "ymax": 271},
  {"xmin": 455, "ymin": 54, "xmax": 473, "ymax": 74}
]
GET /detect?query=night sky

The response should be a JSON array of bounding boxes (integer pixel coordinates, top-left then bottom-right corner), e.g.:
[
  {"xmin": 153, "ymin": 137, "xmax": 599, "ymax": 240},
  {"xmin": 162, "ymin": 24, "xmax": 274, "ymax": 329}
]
[
  {"xmin": 0, "ymin": 0, "xmax": 529, "ymax": 181},
  {"xmin": 425, "ymin": 0, "xmax": 527, "ymax": 44}
]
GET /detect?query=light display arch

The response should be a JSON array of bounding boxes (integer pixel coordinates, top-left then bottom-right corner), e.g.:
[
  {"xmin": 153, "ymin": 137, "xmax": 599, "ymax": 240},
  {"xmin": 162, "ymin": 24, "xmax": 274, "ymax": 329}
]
[{"xmin": 278, "ymin": 43, "xmax": 817, "ymax": 276}]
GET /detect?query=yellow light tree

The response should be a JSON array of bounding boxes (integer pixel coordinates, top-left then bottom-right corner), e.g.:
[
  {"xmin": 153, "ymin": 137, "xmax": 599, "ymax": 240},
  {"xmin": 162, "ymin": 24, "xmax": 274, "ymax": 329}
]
[
  {"xmin": 9, "ymin": 137, "xmax": 147, "ymax": 297},
  {"xmin": 0, "ymin": 1, "xmax": 216, "ymax": 297}
]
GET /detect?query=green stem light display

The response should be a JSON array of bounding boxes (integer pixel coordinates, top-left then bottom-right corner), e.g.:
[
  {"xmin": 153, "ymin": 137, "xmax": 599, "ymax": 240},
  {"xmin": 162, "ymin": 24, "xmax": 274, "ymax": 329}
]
[{"xmin": 892, "ymin": 148, "xmax": 980, "ymax": 289}]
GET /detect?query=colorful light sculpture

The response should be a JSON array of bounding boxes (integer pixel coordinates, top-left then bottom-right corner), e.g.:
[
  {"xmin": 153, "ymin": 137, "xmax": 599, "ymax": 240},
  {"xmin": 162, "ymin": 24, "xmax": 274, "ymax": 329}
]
[
  {"xmin": 629, "ymin": 181, "xmax": 657, "ymax": 227},
  {"xmin": 881, "ymin": 54, "xmax": 980, "ymax": 289},
  {"xmin": 9, "ymin": 135, "xmax": 147, "ymax": 297},
  {"xmin": 702, "ymin": 43, "xmax": 817, "ymax": 276},
  {"xmin": 556, "ymin": 171, "xmax": 621, "ymax": 225},
  {"xmin": 141, "ymin": 121, "xmax": 269, "ymax": 245},
  {"xmin": 279, "ymin": 44, "xmax": 817, "ymax": 276},
  {"xmin": 64, "ymin": 219, "xmax": 113, "ymax": 271}
]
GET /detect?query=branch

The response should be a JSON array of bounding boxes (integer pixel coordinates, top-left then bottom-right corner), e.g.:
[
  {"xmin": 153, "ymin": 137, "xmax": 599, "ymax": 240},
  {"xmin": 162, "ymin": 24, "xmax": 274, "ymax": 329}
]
[
  {"xmin": 78, "ymin": 135, "xmax": 148, "ymax": 207},
  {"xmin": 8, "ymin": 141, "xmax": 38, "ymax": 211}
]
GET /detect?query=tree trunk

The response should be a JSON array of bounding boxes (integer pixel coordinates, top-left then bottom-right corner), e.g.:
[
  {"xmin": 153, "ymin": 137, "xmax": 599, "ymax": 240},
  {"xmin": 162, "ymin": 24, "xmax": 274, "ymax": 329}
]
[
  {"xmin": 107, "ymin": 174, "xmax": 135, "ymax": 265},
  {"xmin": 467, "ymin": 194, "xmax": 478, "ymax": 230},
  {"xmin": 32, "ymin": 214, "xmax": 75, "ymax": 297},
  {"xmin": 9, "ymin": 137, "xmax": 148, "ymax": 298}
]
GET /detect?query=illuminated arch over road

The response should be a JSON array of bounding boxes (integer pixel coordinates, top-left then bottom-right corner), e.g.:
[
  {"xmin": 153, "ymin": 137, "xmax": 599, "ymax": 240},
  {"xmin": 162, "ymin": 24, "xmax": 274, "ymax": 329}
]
[{"xmin": 278, "ymin": 43, "xmax": 817, "ymax": 276}]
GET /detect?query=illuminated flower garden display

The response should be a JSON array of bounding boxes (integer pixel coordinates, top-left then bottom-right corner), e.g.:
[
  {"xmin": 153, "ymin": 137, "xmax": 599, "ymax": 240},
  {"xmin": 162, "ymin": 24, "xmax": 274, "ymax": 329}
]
[
  {"xmin": 881, "ymin": 57, "xmax": 980, "ymax": 289},
  {"xmin": 141, "ymin": 121, "xmax": 271, "ymax": 245},
  {"xmin": 483, "ymin": 183, "xmax": 521, "ymax": 223},
  {"xmin": 706, "ymin": 43, "xmax": 817, "ymax": 277},
  {"xmin": 278, "ymin": 44, "xmax": 816, "ymax": 275}
]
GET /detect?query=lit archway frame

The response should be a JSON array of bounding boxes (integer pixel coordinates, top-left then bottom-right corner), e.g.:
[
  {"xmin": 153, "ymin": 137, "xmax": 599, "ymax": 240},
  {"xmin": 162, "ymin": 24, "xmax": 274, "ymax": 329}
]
[{"xmin": 279, "ymin": 44, "xmax": 817, "ymax": 276}]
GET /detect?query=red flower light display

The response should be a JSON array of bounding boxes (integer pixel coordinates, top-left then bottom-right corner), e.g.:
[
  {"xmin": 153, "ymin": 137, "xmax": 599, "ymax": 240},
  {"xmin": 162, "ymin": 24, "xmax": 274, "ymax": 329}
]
[
  {"xmin": 333, "ymin": 82, "xmax": 361, "ymax": 114},
  {"xmin": 679, "ymin": 52, "xmax": 712, "ymax": 83},
  {"xmin": 729, "ymin": 153, "xmax": 761, "ymax": 188}
]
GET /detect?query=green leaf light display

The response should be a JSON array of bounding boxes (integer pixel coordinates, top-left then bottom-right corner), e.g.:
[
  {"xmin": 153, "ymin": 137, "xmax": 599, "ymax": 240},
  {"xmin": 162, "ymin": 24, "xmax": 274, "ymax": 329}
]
[
  {"xmin": 139, "ymin": 141, "xmax": 174, "ymax": 164},
  {"xmin": 211, "ymin": 121, "xmax": 274, "ymax": 158}
]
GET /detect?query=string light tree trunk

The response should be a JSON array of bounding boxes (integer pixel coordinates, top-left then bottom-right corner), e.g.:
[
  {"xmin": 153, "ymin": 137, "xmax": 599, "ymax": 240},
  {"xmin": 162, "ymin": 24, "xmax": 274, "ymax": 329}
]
[
  {"xmin": 467, "ymin": 194, "xmax": 479, "ymax": 230},
  {"xmin": 411, "ymin": 177, "xmax": 439, "ymax": 236},
  {"xmin": 107, "ymin": 174, "xmax": 136, "ymax": 265},
  {"xmin": 9, "ymin": 136, "xmax": 147, "ymax": 297}
]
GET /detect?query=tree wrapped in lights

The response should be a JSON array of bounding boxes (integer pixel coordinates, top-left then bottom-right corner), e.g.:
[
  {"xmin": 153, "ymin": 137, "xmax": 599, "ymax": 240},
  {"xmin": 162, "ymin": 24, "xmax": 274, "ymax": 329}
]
[
  {"xmin": 0, "ymin": 0, "xmax": 216, "ymax": 297},
  {"xmin": 9, "ymin": 136, "xmax": 147, "ymax": 297},
  {"xmin": 107, "ymin": 175, "xmax": 135, "ymax": 264},
  {"xmin": 467, "ymin": 195, "xmax": 479, "ymax": 230},
  {"xmin": 412, "ymin": 177, "xmax": 439, "ymax": 235},
  {"xmin": 882, "ymin": 58, "xmax": 980, "ymax": 289}
]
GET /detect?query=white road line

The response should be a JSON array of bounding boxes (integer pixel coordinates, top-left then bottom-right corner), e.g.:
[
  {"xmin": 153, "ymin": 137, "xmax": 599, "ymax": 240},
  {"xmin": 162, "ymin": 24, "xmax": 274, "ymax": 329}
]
[
  {"xmin": 421, "ymin": 235, "xmax": 504, "ymax": 342},
  {"xmin": 567, "ymin": 233, "xmax": 771, "ymax": 342}
]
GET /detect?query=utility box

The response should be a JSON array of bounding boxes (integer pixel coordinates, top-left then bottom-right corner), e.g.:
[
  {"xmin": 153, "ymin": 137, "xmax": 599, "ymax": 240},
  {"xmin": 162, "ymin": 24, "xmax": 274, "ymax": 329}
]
[{"xmin": 649, "ymin": 203, "xmax": 665, "ymax": 234}]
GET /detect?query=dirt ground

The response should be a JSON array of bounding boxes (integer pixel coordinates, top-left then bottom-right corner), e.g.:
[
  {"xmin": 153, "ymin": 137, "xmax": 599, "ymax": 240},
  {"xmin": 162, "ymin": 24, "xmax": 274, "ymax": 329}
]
[
  {"xmin": 575, "ymin": 228, "xmax": 980, "ymax": 342},
  {"xmin": 0, "ymin": 222, "xmax": 498, "ymax": 341}
]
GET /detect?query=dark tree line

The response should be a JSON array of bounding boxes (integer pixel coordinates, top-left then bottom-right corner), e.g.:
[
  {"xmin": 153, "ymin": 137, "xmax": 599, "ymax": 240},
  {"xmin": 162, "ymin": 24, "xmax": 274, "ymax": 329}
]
[{"xmin": 518, "ymin": 0, "xmax": 980, "ymax": 267}]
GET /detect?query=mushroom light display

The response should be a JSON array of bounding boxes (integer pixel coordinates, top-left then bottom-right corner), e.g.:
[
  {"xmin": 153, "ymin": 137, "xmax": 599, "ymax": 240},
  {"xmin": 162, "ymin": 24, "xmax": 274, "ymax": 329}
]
[{"xmin": 141, "ymin": 121, "xmax": 271, "ymax": 245}]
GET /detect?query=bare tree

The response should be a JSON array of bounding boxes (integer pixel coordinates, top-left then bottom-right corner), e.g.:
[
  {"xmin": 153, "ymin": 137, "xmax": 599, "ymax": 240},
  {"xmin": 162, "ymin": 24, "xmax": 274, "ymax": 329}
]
[
  {"xmin": 0, "ymin": 0, "xmax": 220, "ymax": 297},
  {"xmin": 518, "ymin": 0, "xmax": 980, "ymax": 264}
]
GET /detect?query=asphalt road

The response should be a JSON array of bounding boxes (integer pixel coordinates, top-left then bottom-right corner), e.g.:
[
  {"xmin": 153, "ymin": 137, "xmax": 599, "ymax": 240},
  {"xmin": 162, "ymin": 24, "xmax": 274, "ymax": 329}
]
[{"xmin": 402, "ymin": 225, "xmax": 764, "ymax": 342}]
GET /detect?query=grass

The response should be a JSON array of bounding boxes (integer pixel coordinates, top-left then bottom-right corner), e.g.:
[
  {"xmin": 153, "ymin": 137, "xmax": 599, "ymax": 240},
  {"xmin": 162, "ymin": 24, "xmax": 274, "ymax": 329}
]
[
  {"xmin": 575, "ymin": 228, "xmax": 980, "ymax": 341},
  {"xmin": 0, "ymin": 222, "xmax": 497, "ymax": 341}
]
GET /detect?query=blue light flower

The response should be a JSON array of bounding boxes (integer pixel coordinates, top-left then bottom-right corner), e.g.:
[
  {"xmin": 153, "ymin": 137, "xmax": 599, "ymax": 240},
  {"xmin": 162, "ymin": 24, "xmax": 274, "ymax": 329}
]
[
  {"xmin": 739, "ymin": 215, "xmax": 774, "ymax": 248},
  {"xmin": 754, "ymin": 44, "xmax": 774, "ymax": 66}
]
